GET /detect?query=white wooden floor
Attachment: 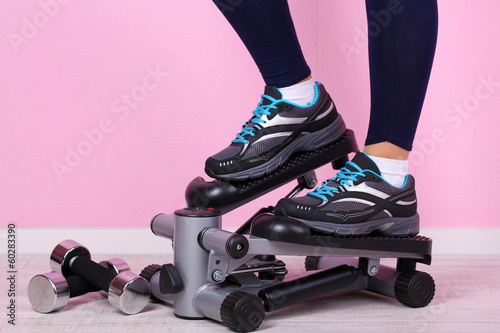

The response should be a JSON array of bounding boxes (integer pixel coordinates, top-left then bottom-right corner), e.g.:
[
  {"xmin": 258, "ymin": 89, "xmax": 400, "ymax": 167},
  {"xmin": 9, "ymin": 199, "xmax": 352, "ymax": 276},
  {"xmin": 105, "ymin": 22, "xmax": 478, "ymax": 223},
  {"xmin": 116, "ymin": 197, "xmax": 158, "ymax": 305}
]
[{"xmin": 6, "ymin": 254, "xmax": 500, "ymax": 333}]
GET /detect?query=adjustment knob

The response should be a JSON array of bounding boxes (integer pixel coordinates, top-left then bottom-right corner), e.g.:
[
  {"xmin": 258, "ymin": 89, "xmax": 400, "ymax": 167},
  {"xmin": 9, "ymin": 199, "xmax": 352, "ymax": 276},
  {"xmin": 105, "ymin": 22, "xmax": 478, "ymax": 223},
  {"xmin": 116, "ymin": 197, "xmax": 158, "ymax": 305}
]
[{"xmin": 159, "ymin": 264, "xmax": 184, "ymax": 294}]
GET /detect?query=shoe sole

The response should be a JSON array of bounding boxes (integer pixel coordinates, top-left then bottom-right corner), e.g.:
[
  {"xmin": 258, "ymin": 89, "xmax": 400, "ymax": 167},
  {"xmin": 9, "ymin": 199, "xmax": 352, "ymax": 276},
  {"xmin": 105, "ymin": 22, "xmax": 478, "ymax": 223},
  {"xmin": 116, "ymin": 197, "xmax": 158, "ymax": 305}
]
[
  {"xmin": 209, "ymin": 114, "xmax": 346, "ymax": 181},
  {"xmin": 298, "ymin": 213, "xmax": 420, "ymax": 237}
]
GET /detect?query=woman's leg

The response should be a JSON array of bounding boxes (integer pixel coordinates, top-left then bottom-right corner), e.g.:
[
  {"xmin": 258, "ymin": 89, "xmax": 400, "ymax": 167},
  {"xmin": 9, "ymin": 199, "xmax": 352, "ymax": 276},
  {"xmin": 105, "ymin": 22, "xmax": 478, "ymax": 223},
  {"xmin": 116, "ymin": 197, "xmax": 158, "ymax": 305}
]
[
  {"xmin": 206, "ymin": 0, "xmax": 345, "ymax": 180},
  {"xmin": 364, "ymin": 0, "xmax": 438, "ymax": 156},
  {"xmin": 213, "ymin": 0, "xmax": 310, "ymax": 88},
  {"xmin": 276, "ymin": 0, "xmax": 439, "ymax": 236}
]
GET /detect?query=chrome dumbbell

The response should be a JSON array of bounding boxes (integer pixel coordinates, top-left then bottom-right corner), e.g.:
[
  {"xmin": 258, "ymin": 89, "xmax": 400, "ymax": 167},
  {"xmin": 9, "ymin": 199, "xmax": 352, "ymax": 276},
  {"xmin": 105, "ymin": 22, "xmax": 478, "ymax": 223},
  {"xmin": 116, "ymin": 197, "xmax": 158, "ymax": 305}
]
[
  {"xmin": 28, "ymin": 257, "xmax": 129, "ymax": 313},
  {"xmin": 32, "ymin": 240, "xmax": 150, "ymax": 314}
]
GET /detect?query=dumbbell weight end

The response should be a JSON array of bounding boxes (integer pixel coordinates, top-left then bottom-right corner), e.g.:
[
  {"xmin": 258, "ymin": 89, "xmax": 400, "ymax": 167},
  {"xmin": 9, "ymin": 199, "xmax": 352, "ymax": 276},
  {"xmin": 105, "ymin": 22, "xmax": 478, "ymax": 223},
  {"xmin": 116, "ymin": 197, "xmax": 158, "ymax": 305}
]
[
  {"xmin": 28, "ymin": 272, "xmax": 99, "ymax": 313},
  {"xmin": 108, "ymin": 270, "xmax": 152, "ymax": 315}
]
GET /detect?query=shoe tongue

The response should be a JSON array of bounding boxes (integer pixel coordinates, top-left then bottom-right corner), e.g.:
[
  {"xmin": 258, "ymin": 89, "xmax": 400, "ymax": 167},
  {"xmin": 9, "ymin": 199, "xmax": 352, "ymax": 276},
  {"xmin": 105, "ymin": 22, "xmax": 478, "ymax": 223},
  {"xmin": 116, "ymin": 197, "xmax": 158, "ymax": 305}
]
[
  {"xmin": 262, "ymin": 85, "xmax": 283, "ymax": 105},
  {"xmin": 347, "ymin": 152, "xmax": 381, "ymax": 175}
]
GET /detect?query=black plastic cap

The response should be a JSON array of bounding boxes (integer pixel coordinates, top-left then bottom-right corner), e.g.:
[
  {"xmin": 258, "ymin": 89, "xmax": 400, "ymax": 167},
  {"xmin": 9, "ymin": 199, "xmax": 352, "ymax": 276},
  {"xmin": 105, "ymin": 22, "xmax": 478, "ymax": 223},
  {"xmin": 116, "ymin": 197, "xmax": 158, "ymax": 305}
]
[
  {"xmin": 226, "ymin": 234, "xmax": 249, "ymax": 259},
  {"xmin": 220, "ymin": 291, "xmax": 265, "ymax": 332},
  {"xmin": 395, "ymin": 271, "xmax": 435, "ymax": 308}
]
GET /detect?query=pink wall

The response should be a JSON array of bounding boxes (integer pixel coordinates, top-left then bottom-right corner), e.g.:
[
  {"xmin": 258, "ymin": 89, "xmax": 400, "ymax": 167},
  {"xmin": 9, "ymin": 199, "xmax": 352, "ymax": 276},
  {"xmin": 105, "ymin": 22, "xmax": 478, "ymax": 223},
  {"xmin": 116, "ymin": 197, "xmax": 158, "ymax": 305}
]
[{"xmin": 1, "ymin": 1, "xmax": 499, "ymax": 228}]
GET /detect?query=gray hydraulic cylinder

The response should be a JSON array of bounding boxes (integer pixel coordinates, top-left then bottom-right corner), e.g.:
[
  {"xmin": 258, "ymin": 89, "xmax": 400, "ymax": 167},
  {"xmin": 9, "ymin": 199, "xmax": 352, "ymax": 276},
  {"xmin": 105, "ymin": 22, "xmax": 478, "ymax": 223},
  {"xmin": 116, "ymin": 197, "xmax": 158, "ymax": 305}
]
[{"xmin": 171, "ymin": 208, "xmax": 221, "ymax": 319}]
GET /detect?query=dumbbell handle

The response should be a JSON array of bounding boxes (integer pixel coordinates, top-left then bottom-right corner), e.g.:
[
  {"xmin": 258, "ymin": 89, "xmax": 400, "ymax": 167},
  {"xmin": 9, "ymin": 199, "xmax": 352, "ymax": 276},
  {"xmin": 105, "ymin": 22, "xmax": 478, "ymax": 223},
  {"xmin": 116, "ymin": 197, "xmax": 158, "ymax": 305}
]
[
  {"xmin": 67, "ymin": 275, "xmax": 100, "ymax": 297},
  {"xmin": 70, "ymin": 256, "xmax": 117, "ymax": 291}
]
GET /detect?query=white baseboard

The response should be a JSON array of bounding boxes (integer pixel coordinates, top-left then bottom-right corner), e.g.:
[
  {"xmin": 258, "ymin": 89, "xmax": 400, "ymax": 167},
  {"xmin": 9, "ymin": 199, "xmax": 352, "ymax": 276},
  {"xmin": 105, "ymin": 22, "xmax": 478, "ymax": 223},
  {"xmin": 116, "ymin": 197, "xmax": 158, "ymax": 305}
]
[{"xmin": 6, "ymin": 227, "xmax": 500, "ymax": 256}]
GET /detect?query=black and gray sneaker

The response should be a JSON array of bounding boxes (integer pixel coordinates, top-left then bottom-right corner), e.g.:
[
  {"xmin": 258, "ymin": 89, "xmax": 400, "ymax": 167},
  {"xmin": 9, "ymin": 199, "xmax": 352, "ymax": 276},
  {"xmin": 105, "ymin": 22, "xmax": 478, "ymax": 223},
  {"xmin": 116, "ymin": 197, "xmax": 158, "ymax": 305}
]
[
  {"xmin": 275, "ymin": 153, "xmax": 419, "ymax": 236},
  {"xmin": 205, "ymin": 82, "xmax": 346, "ymax": 180}
]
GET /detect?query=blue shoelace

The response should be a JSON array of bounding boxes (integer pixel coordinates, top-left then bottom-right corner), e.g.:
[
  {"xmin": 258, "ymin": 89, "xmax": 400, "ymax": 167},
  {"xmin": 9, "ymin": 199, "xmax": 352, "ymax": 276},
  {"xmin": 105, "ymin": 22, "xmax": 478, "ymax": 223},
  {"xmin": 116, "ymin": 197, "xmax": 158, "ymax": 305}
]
[
  {"xmin": 232, "ymin": 94, "xmax": 279, "ymax": 144},
  {"xmin": 308, "ymin": 161, "xmax": 367, "ymax": 201}
]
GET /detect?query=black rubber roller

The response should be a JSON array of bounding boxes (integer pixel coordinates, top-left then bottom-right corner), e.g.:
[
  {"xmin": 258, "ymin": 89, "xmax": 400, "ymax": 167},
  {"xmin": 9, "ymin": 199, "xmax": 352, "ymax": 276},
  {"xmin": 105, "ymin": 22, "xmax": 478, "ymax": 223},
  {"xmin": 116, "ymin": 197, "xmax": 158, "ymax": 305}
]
[
  {"xmin": 395, "ymin": 271, "xmax": 435, "ymax": 308},
  {"xmin": 220, "ymin": 291, "xmax": 265, "ymax": 332},
  {"xmin": 139, "ymin": 264, "xmax": 164, "ymax": 302},
  {"xmin": 304, "ymin": 256, "xmax": 320, "ymax": 271},
  {"xmin": 140, "ymin": 264, "xmax": 162, "ymax": 282}
]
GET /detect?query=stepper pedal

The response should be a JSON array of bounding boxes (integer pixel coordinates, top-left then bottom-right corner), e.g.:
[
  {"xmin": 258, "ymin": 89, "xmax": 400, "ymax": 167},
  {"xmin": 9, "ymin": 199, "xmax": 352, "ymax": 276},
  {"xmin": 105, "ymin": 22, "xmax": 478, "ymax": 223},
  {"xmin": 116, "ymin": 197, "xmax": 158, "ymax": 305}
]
[
  {"xmin": 250, "ymin": 213, "xmax": 432, "ymax": 264},
  {"xmin": 185, "ymin": 129, "xmax": 358, "ymax": 213}
]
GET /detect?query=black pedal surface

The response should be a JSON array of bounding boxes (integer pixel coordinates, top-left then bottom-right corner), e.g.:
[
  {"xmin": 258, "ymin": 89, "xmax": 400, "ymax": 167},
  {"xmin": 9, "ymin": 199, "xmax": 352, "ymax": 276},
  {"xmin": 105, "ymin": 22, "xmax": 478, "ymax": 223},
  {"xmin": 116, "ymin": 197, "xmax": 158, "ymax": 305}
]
[
  {"xmin": 250, "ymin": 213, "xmax": 432, "ymax": 264},
  {"xmin": 307, "ymin": 234, "xmax": 432, "ymax": 259},
  {"xmin": 186, "ymin": 130, "xmax": 358, "ymax": 214}
]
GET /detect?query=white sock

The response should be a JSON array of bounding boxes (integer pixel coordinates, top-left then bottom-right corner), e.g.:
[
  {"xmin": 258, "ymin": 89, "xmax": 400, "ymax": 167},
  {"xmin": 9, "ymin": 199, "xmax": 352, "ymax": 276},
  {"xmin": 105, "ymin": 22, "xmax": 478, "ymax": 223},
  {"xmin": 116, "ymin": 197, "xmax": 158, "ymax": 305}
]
[
  {"xmin": 367, "ymin": 155, "xmax": 409, "ymax": 187},
  {"xmin": 277, "ymin": 77, "xmax": 316, "ymax": 106}
]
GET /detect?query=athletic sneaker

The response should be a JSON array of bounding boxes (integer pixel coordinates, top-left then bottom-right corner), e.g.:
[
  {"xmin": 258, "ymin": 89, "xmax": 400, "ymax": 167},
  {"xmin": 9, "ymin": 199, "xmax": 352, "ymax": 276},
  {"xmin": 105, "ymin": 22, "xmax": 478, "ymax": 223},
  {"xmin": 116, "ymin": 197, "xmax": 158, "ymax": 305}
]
[
  {"xmin": 205, "ymin": 82, "xmax": 346, "ymax": 180},
  {"xmin": 275, "ymin": 152, "xmax": 420, "ymax": 236}
]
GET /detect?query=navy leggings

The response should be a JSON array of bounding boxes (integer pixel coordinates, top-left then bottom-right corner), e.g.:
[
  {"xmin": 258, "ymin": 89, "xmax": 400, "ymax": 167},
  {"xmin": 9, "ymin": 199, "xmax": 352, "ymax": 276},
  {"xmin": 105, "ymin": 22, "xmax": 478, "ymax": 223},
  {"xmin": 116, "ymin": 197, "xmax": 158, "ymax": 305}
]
[{"xmin": 213, "ymin": 0, "xmax": 438, "ymax": 151}]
